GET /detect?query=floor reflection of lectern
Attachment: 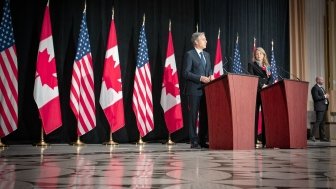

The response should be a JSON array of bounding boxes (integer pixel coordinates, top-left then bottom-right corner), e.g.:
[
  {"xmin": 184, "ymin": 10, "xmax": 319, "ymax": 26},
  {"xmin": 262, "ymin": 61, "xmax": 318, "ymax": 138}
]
[
  {"xmin": 204, "ymin": 74, "xmax": 258, "ymax": 150},
  {"xmin": 261, "ymin": 79, "xmax": 309, "ymax": 149}
]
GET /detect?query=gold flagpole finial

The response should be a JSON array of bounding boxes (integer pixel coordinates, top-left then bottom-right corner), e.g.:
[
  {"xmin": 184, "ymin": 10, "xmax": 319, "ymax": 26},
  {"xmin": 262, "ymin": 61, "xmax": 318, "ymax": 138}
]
[
  {"xmin": 83, "ymin": 0, "xmax": 87, "ymax": 13},
  {"xmin": 142, "ymin": 14, "xmax": 145, "ymax": 26},
  {"xmin": 169, "ymin": 19, "xmax": 171, "ymax": 31},
  {"xmin": 218, "ymin": 28, "xmax": 221, "ymax": 39},
  {"xmin": 112, "ymin": 7, "xmax": 114, "ymax": 20},
  {"xmin": 236, "ymin": 33, "xmax": 239, "ymax": 43},
  {"xmin": 271, "ymin": 40, "xmax": 274, "ymax": 50}
]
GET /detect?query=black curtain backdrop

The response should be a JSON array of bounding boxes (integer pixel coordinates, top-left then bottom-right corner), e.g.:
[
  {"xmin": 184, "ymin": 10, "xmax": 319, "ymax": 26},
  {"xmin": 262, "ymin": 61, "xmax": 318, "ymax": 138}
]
[{"xmin": 1, "ymin": 0, "xmax": 289, "ymax": 144}]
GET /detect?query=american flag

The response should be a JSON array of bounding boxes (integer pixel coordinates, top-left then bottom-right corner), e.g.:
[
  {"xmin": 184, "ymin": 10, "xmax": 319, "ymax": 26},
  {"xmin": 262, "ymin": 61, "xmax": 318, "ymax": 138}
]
[
  {"xmin": 70, "ymin": 11, "xmax": 96, "ymax": 136},
  {"xmin": 132, "ymin": 24, "xmax": 154, "ymax": 137},
  {"xmin": 0, "ymin": 0, "xmax": 18, "ymax": 137},
  {"xmin": 270, "ymin": 42, "xmax": 279, "ymax": 82},
  {"xmin": 232, "ymin": 36, "xmax": 243, "ymax": 74}
]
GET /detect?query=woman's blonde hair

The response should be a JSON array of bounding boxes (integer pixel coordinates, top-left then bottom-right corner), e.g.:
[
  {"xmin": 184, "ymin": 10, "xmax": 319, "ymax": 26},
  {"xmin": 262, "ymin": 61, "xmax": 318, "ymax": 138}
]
[{"xmin": 253, "ymin": 47, "xmax": 269, "ymax": 67}]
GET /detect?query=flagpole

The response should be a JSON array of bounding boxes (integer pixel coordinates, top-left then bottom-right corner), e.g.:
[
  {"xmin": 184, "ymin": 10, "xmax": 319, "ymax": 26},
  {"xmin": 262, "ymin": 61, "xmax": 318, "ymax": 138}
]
[
  {"xmin": 72, "ymin": 136, "xmax": 85, "ymax": 146},
  {"xmin": 135, "ymin": 14, "xmax": 147, "ymax": 146},
  {"xmin": 112, "ymin": 7, "xmax": 114, "ymax": 20},
  {"xmin": 166, "ymin": 134, "xmax": 175, "ymax": 145},
  {"xmin": 103, "ymin": 132, "xmax": 118, "ymax": 145},
  {"xmin": 137, "ymin": 134, "xmax": 145, "ymax": 145},
  {"xmin": 236, "ymin": 33, "xmax": 239, "ymax": 43},
  {"xmin": 35, "ymin": 126, "xmax": 49, "ymax": 147},
  {"xmin": 164, "ymin": 20, "xmax": 175, "ymax": 146}
]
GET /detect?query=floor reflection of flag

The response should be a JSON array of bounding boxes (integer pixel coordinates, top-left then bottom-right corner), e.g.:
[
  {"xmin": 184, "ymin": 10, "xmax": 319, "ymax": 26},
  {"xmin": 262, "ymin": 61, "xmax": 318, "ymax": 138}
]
[
  {"xmin": 100, "ymin": 155, "xmax": 124, "ymax": 188},
  {"xmin": 132, "ymin": 153, "xmax": 153, "ymax": 188},
  {"xmin": 36, "ymin": 156, "xmax": 61, "ymax": 189},
  {"xmin": 68, "ymin": 156, "xmax": 95, "ymax": 188},
  {"xmin": 0, "ymin": 159, "xmax": 15, "ymax": 189},
  {"xmin": 167, "ymin": 154, "xmax": 183, "ymax": 185}
]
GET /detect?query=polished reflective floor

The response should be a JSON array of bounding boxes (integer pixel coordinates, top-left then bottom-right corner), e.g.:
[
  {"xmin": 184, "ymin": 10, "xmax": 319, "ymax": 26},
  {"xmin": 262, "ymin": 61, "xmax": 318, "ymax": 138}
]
[{"xmin": 1, "ymin": 141, "xmax": 336, "ymax": 188}]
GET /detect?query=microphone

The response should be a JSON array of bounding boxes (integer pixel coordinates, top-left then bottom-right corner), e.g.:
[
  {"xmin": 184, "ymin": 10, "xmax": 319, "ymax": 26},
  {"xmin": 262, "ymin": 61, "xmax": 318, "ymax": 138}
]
[
  {"xmin": 228, "ymin": 57, "xmax": 249, "ymax": 75},
  {"xmin": 276, "ymin": 65, "xmax": 301, "ymax": 81},
  {"xmin": 222, "ymin": 56, "xmax": 230, "ymax": 74}
]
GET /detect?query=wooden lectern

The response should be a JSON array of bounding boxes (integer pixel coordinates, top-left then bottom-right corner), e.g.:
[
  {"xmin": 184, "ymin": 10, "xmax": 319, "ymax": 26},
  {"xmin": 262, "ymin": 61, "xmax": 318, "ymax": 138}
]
[
  {"xmin": 260, "ymin": 79, "xmax": 309, "ymax": 149},
  {"xmin": 204, "ymin": 73, "xmax": 258, "ymax": 150}
]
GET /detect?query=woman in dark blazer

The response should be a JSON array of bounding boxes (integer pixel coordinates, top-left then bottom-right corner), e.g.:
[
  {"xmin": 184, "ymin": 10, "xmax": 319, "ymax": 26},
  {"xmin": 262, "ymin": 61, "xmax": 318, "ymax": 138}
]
[{"xmin": 248, "ymin": 47, "xmax": 271, "ymax": 148}]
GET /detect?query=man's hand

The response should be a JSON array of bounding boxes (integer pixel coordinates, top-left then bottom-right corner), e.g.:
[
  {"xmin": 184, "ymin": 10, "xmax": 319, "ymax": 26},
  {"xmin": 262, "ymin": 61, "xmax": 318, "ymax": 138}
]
[
  {"xmin": 200, "ymin": 76, "xmax": 211, "ymax": 83},
  {"xmin": 209, "ymin": 75, "xmax": 215, "ymax": 81},
  {"xmin": 325, "ymin": 93, "xmax": 329, "ymax": 98}
]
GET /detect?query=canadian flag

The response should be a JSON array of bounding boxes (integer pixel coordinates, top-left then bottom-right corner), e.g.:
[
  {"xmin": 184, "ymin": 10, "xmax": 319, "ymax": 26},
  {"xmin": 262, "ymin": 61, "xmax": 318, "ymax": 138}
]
[
  {"xmin": 160, "ymin": 29, "xmax": 183, "ymax": 134},
  {"xmin": 213, "ymin": 30, "xmax": 223, "ymax": 79},
  {"xmin": 33, "ymin": 2, "xmax": 62, "ymax": 135},
  {"xmin": 99, "ymin": 17, "xmax": 125, "ymax": 133}
]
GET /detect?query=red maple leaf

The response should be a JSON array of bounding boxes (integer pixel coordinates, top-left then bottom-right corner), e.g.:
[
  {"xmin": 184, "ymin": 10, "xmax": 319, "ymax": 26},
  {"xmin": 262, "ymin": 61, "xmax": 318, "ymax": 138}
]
[
  {"xmin": 163, "ymin": 64, "xmax": 180, "ymax": 97},
  {"xmin": 36, "ymin": 49, "xmax": 58, "ymax": 89},
  {"xmin": 104, "ymin": 55, "xmax": 122, "ymax": 92}
]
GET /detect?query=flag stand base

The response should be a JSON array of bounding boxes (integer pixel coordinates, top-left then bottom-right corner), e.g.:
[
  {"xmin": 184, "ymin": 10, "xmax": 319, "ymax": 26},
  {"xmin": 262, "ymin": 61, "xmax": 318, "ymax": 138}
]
[
  {"xmin": 103, "ymin": 133, "xmax": 118, "ymax": 145},
  {"xmin": 72, "ymin": 136, "xmax": 85, "ymax": 146},
  {"xmin": 35, "ymin": 140, "xmax": 49, "ymax": 147},
  {"xmin": 0, "ymin": 138, "xmax": 7, "ymax": 148},
  {"xmin": 34, "ymin": 128, "xmax": 49, "ymax": 147},
  {"xmin": 136, "ymin": 136, "xmax": 145, "ymax": 145},
  {"xmin": 103, "ymin": 140, "xmax": 119, "ymax": 145},
  {"xmin": 165, "ymin": 135, "xmax": 175, "ymax": 145}
]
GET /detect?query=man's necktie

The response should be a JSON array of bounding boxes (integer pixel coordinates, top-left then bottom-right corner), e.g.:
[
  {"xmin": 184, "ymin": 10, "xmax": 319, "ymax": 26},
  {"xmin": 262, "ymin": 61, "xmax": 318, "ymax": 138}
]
[{"xmin": 200, "ymin": 52, "xmax": 206, "ymax": 67}]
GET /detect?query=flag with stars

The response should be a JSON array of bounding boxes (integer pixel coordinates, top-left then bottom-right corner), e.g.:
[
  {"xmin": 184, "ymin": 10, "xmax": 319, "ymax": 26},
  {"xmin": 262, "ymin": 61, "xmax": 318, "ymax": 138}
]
[
  {"xmin": 70, "ymin": 11, "xmax": 96, "ymax": 136},
  {"xmin": 160, "ymin": 30, "xmax": 183, "ymax": 134},
  {"xmin": 0, "ymin": 0, "xmax": 18, "ymax": 137},
  {"xmin": 232, "ymin": 37, "xmax": 243, "ymax": 74},
  {"xmin": 132, "ymin": 24, "xmax": 154, "ymax": 137},
  {"xmin": 100, "ymin": 16, "xmax": 125, "ymax": 133},
  {"xmin": 270, "ymin": 45, "xmax": 279, "ymax": 83},
  {"xmin": 33, "ymin": 2, "xmax": 62, "ymax": 135}
]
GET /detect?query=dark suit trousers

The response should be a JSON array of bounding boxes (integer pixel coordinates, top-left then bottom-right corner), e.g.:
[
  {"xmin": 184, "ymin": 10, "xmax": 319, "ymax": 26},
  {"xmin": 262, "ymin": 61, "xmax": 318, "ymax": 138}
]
[
  {"xmin": 311, "ymin": 111, "xmax": 326, "ymax": 139},
  {"xmin": 186, "ymin": 95, "xmax": 208, "ymax": 145},
  {"xmin": 255, "ymin": 92, "xmax": 266, "ymax": 145}
]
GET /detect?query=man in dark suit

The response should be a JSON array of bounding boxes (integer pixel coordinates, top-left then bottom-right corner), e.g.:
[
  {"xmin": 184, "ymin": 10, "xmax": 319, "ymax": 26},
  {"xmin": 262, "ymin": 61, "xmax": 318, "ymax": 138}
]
[
  {"xmin": 310, "ymin": 76, "xmax": 329, "ymax": 142},
  {"xmin": 183, "ymin": 32, "xmax": 213, "ymax": 149}
]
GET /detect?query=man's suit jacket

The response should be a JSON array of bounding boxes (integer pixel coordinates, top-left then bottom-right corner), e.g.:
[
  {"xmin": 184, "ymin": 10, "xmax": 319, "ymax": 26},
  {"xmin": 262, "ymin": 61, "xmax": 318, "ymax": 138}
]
[
  {"xmin": 311, "ymin": 84, "xmax": 328, "ymax": 111},
  {"xmin": 248, "ymin": 62, "xmax": 271, "ymax": 91},
  {"xmin": 183, "ymin": 49, "xmax": 213, "ymax": 96}
]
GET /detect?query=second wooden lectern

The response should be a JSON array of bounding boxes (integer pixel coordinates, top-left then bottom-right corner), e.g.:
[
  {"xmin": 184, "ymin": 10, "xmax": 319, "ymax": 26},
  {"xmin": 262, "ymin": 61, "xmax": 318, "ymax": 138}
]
[{"xmin": 260, "ymin": 79, "xmax": 309, "ymax": 149}]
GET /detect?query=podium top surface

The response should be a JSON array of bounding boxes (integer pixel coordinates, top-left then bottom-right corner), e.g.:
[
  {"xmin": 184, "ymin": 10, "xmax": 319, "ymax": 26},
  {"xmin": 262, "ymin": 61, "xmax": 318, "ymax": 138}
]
[
  {"xmin": 261, "ymin": 79, "xmax": 309, "ymax": 91},
  {"xmin": 204, "ymin": 73, "xmax": 259, "ymax": 87}
]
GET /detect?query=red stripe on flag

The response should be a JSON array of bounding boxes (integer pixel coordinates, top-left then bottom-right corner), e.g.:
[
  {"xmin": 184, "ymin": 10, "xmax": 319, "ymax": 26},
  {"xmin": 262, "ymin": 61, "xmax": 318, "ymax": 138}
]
[
  {"xmin": 0, "ymin": 49, "xmax": 18, "ymax": 137},
  {"xmin": 70, "ymin": 55, "xmax": 96, "ymax": 136}
]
